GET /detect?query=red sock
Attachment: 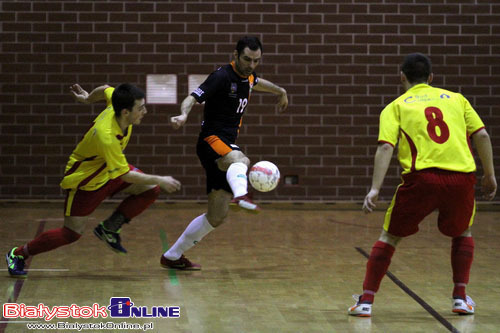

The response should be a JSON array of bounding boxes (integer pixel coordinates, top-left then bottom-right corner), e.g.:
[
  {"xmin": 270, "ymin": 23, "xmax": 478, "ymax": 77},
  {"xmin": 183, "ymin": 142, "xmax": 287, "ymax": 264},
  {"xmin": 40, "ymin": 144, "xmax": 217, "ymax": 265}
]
[
  {"xmin": 19, "ymin": 227, "xmax": 81, "ymax": 258},
  {"xmin": 116, "ymin": 186, "xmax": 160, "ymax": 219},
  {"xmin": 451, "ymin": 236, "xmax": 474, "ymax": 300},
  {"xmin": 361, "ymin": 240, "xmax": 396, "ymax": 303}
]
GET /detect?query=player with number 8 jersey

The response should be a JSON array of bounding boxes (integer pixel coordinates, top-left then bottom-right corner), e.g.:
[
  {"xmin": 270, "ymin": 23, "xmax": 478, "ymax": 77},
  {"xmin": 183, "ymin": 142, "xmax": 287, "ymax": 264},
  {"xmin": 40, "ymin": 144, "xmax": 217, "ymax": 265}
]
[
  {"xmin": 348, "ymin": 53, "xmax": 496, "ymax": 317},
  {"xmin": 378, "ymin": 79, "xmax": 484, "ymax": 174}
]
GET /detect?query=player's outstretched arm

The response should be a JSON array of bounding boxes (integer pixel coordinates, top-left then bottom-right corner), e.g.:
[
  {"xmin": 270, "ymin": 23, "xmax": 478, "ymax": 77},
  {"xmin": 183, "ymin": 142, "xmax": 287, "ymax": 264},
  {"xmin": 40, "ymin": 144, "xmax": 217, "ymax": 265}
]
[
  {"xmin": 69, "ymin": 84, "xmax": 110, "ymax": 104},
  {"xmin": 472, "ymin": 128, "xmax": 497, "ymax": 200},
  {"xmin": 121, "ymin": 170, "xmax": 181, "ymax": 193},
  {"xmin": 170, "ymin": 95, "xmax": 197, "ymax": 129},
  {"xmin": 252, "ymin": 78, "xmax": 288, "ymax": 112},
  {"xmin": 363, "ymin": 143, "xmax": 394, "ymax": 213}
]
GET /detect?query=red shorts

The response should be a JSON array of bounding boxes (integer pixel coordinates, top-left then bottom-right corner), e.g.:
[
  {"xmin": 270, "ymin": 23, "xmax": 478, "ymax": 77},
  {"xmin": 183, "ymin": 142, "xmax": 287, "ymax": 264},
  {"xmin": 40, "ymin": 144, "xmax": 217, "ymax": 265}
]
[
  {"xmin": 383, "ymin": 169, "xmax": 476, "ymax": 237},
  {"xmin": 63, "ymin": 165, "xmax": 139, "ymax": 217}
]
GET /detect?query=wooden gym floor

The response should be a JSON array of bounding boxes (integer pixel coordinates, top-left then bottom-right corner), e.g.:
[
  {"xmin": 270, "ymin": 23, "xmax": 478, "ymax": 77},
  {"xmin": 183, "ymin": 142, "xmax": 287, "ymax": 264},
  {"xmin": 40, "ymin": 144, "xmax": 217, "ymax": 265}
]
[{"xmin": 0, "ymin": 202, "xmax": 499, "ymax": 333}]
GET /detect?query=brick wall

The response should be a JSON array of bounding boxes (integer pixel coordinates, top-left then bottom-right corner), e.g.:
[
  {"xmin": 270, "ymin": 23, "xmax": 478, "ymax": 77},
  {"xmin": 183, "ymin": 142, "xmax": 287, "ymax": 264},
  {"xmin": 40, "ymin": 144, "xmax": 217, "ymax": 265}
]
[{"xmin": 1, "ymin": 0, "xmax": 499, "ymax": 201}]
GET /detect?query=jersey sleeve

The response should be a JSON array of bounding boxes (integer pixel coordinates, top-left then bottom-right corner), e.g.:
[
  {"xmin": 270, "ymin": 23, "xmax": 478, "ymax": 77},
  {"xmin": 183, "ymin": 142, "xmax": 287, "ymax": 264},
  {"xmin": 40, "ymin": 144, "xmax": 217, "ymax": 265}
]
[
  {"xmin": 461, "ymin": 94, "xmax": 485, "ymax": 136},
  {"xmin": 190, "ymin": 69, "xmax": 225, "ymax": 103},
  {"xmin": 378, "ymin": 103, "xmax": 400, "ymax": 147},
  {"xmin": 97, "ymin": 134, "xmax": 130, "ymax": 179},
  {"xmin": 104, "ymin": 87, "xmax": 114, "ymax": 108}
]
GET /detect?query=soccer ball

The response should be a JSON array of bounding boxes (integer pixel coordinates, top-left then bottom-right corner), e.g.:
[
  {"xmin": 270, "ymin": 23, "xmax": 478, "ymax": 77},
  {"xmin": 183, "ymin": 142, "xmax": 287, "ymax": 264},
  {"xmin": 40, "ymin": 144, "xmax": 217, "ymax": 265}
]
[{"xmin": 248, "ymin": 161, "xmax": 280, "ymax": 192}]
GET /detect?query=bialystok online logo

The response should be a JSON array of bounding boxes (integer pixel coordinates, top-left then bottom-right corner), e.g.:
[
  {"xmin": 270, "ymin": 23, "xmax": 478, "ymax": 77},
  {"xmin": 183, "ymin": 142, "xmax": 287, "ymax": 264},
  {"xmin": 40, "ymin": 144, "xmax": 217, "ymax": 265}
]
[{"xmin": 2, "ymin": 297, "xmax": 180, "ymax": 321}]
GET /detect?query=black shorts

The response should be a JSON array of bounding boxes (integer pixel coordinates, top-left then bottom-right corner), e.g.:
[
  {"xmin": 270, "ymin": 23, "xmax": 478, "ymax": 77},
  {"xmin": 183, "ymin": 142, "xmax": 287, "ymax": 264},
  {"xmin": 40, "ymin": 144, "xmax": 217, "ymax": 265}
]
[{"xmin": 196, "ymin": 135, "xmax": 241, "ymax": 194}]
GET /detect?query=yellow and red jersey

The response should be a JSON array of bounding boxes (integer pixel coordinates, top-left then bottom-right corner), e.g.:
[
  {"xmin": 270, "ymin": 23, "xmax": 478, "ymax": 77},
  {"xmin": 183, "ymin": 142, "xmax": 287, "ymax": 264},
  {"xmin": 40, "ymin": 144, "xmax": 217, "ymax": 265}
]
[
  {"xmin": 379, "ymin": 84, "xmax": 484, "ymax": 174},
  {"xmin": 60, "ymin": 87, "xmax": 132, "ymax": 190}
]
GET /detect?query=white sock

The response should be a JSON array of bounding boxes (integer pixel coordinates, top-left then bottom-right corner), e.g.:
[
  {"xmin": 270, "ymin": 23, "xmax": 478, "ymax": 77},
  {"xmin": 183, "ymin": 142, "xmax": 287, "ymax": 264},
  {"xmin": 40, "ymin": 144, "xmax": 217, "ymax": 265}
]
[
  {"xmin": 226, "ymin": 162, "xmax": 248, "ymax": 198},
  {"xmin": 164, "ymin": 214, "xmax": 215, "ymax": 260}
]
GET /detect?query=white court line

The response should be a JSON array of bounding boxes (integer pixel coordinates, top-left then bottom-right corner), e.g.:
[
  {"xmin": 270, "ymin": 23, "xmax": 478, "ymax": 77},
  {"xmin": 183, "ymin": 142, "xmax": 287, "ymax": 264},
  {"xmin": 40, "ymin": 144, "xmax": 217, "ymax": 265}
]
[{"xmin": 33, "ymin": 217, "xmax": 95, "ymax": 222}]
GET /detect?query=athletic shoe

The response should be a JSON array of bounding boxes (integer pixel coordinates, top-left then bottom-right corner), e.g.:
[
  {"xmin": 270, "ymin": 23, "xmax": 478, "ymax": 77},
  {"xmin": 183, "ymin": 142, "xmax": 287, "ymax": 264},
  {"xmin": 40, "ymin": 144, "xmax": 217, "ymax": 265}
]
[
  {"xmin": 230, "ymin": 194, "xmax": 261, "ymax": 213},
  {"xmin": 348, "ymin": 294, "xmax": 372, "ymax": 317},
  {"xmin": 452, "ymin": 295, "xmax": 475, "ymax": 315},
  {"xmin": 5, "ymin": 247, "xmax": 27, "ymax": 278},
  {"xmin": 160, "ymin": 254, "xmax": 201, "ymax": 270},
  {"xmin": 93, "ymin": 223, "xmax": 127, "ymax": 254}
]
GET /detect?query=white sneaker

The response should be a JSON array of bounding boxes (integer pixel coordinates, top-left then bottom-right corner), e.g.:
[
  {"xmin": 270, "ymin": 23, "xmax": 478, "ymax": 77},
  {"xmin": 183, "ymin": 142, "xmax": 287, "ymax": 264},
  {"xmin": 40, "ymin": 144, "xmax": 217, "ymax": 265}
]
[
  {"xmin": 452, "ymin": 295, "xmax": 475, "ymax": 315},
  {"xmin": 348, "ymin": 294, "xmax": 372, "ymax": 317}
]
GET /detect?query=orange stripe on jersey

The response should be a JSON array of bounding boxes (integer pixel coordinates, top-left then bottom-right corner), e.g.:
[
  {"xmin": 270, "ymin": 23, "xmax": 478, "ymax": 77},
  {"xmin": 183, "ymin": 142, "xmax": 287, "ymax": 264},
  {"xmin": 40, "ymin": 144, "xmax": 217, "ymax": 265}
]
[{"xmin": 204, "ymin": 135, "xmax": 232, "ymax": 156}]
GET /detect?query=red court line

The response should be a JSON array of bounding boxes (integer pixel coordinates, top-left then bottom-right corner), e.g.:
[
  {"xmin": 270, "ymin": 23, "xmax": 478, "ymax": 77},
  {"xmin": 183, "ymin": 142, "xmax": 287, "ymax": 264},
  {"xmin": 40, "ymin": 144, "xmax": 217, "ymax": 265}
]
[{"xmin": 0, "ymin": 220, "xmax": 46, "ymax": 333}]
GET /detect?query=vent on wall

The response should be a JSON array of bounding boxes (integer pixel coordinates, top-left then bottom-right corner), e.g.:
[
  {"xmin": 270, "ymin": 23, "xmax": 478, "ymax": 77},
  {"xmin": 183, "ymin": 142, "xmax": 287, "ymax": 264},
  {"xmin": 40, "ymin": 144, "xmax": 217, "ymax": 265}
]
[{"xmin": 146, "ymin": 74, "xmax": 177, "ymax": 104}]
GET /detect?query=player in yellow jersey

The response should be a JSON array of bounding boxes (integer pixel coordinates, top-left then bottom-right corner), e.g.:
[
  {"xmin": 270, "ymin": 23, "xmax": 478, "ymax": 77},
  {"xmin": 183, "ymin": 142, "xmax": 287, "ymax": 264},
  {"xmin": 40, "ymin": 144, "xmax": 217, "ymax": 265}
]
[
  {"xmin": 6, "ymin": 83, "xmax": 181, "ymax": 278},
  {"xmin": 348, "ymin": 53, "xmax": 497, "ymax": 317}
]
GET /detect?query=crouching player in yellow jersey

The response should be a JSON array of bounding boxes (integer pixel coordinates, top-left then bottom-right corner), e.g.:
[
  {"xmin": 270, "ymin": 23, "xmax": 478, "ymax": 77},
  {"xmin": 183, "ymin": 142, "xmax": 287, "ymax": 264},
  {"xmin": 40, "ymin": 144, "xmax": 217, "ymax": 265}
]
[
  {"xmin": 6, "ymin": 83, "xmax": 181, "ymax": 278},
  {"xmin": 348, "ymin": 53, "xmax": 497, "ymax": 317}
]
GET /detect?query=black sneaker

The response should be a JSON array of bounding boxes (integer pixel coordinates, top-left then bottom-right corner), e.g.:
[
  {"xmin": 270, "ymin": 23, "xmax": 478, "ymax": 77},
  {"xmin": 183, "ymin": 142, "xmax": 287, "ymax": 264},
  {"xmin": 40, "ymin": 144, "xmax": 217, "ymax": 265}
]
[
  {"xmin": 6, "ymin": 247, "xmax": 27, "ymax": 278},
  {"xmin": 93, "ymin": 223, "xmax": 127, "ymax": 254}
]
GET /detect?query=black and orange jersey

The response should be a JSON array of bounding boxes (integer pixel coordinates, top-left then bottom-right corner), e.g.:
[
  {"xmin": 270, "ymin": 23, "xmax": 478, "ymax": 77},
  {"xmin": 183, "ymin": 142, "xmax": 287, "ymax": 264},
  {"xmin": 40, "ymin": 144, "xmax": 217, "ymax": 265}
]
[{"xmin": 191, "ymin": 61, "xmax": 258, "ymax": 143}]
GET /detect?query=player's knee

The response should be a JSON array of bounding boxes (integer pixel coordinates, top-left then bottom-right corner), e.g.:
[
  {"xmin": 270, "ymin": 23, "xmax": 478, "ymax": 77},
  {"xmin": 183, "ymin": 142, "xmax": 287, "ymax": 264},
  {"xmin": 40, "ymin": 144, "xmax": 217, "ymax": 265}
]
[
  {"xmin": 205, "ymin": 211, "xmax": 228, "ymax": 227},
  {"xmin": 439, "ymin": 225, "xmax": 466, "ymax": 238},
  {"xmin": 146, "ymin": 185, "xmax": 161, "ymax": 199},
  {"xmin": 63, "ymin": 216, "xmax": 86, "ymax": 235},
  {"xmin": 379, "ymin": 230, "xmax": 402, "ymax": 247},
  {"xmin": 62, "ymin": 226, "xmax": 82, "ymax": 242},
  {"xmin": 241, "ymin": 156, "xmax": 250, "ymax": 167}
]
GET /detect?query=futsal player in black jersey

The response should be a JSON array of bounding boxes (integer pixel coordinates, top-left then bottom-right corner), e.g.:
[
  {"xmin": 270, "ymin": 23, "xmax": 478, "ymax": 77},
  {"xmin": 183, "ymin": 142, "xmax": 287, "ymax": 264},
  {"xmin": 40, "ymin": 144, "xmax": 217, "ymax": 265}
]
[{"xmin": 161, "ymin": 36, "xmax": 288, "ymax": 270}]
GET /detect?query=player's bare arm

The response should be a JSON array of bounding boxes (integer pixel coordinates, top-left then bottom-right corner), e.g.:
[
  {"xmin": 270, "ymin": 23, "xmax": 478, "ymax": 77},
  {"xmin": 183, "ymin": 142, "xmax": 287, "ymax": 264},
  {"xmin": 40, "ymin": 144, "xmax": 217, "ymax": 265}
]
[
  {"xmin": 363, "ymin": 143, "xmax": 394, "ymax": 213},
  {"xmin": 252, "ymin": 78, "xmax": 288, "ymax": 112},
  {"xmin": 472, "ymin": 128, "xmax": 497, "ymax": 200},
  {"xmin": 121, "ymin": 170, "xmax": 181, "ymax": 193},
  {"xmin": 70, "ymin": 84, "xmax": 110, "ymax": 104},
  {"xmin": 170, "ymin": 95, "xmax": 197, "ymax": 129}
]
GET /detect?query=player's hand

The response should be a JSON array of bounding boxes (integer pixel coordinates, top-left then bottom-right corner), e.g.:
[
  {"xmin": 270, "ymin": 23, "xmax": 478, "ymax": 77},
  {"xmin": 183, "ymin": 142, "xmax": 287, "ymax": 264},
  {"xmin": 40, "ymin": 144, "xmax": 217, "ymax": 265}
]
[
  {"xmin": 481, "ymin": 174, "xmax": 497, "ymax": 200},
  {"xmin": 170, "ymin": 114, "xmax": 188, "ymax": 130},
  {"xmin": 158, "ymin": 176, "xmax": 181, "ymax": 193},
  {"xmin": 362, "ymin": 188, "xmax": 379, "ymax": 214},
  {"xmin": 69, "ymin": 84, "xmax": 89, "ymax": 104},
  {"xmin": 277, "ymin": 89, "xmax": 288, "ymax": 113}
]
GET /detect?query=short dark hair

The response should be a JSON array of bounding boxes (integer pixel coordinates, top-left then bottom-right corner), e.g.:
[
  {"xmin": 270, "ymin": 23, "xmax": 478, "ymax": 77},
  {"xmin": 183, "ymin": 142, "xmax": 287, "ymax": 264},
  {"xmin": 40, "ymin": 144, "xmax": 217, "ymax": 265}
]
[
  {"xmin": 401, "ymin": 53, "xmax": 432, "ymax": 84},
  {"xmin": 235, "ymin": 36, "xmax": 262, "ymax": 57},
  {"xmin": 111, "ymin": 83, "xmax": 145, "ymax": 117}
]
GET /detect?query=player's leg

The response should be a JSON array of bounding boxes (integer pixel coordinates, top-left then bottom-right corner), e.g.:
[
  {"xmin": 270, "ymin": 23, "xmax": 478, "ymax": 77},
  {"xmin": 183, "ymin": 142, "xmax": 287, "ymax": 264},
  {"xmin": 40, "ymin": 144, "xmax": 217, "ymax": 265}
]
[
  {"xmin": 348, "ymin": 229, "xmax": 400, "ymax": 316},
  {"xmin": 349, "ymin": 175, "xmax": 437, "ymax": 316},
  {"xmin": 218, "ymin": 150, "xmax": 250, "ymax": 195},
  {"xmin": 436, "ymin": 172, "xmax": 476, "ymax": 314},
  {"xmin": 218, "ymin": 150, "xmax": 259, "ymax": 212},
  {"xmin": 161, "ymin": 189, "xmax": 231, "ymax": 270},
  {"xmin": 94, "ymin": 165, "xmax": 160, "ymax": 254},
  {"xmin": 201, "ymin": 135, "xmax": 259, "ymax": 212},
  {"xmin": 5, "ymin": 191, "xmax": 88, "ymax": 278}
]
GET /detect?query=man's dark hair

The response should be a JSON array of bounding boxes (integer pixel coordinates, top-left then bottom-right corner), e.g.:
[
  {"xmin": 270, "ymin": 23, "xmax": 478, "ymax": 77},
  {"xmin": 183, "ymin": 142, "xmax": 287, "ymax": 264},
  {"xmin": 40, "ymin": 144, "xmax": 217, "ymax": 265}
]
[
  {"xmin": 401, "ymin": 53, "xmax": 432, "ymax": 84},
  {"xmin": 111, "ymin": 83, "xmax": 145, "ymax": 117},
  {"xmin": 235, "ymin": 36, "xmax": 263, "ymax": 57}
]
